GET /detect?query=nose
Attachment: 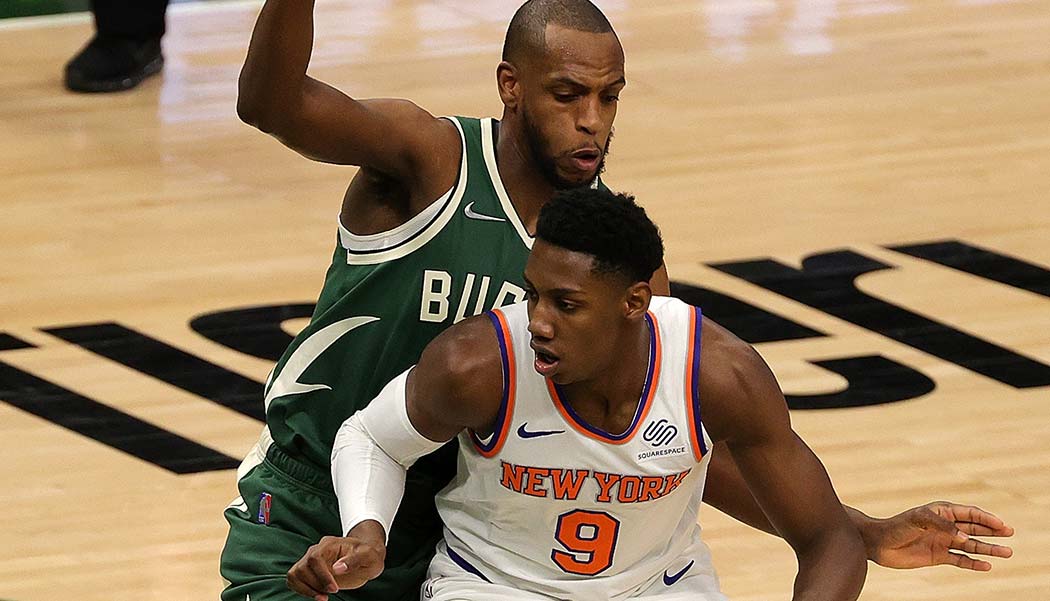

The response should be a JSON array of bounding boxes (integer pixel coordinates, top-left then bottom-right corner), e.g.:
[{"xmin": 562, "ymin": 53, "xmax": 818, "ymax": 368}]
[
  {"xmin": 576, "ymin": 96, "xmax": 601, "ymax": 136},
  {"xmin": 528, "ymin": 303, "xmax": 554, "ymax": 340}
]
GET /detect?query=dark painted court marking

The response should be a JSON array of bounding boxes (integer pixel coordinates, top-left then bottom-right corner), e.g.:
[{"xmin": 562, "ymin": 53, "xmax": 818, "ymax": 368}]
[
  {"xmin": 670, "ymin": 281, "xmax": 937, "ymax": 408},
  {"xmin": 43, "ymin": 322, "xmax": 265, "ymax": 421},
  {"xmin": 710, "ymin": 250, "xmax": 1050, "ymax": 389},
  {"xmin": 190, "ymin": 303, "xmax": 315, "ymax": 362},
  {"xmin": 3, "ymin": 238, "xmax": 1043, "ymax": 469},
  {"xmin": 784, "ymin": 355, "xmax": 936, "ymax": 409},
  {"xmin": 0, "ymin": 359, "xmax": 239, "ymax": 474},
  {"xmin": 0, "ymin": 334, "xmax": 34, "ymax": 351},
  {"xmin": 890, "ymin": 239, "xmax": 1050, "ymax": 298},
  {"xmin": 669, "ymin": 282, "xmax": 825, "ymax": 343}
]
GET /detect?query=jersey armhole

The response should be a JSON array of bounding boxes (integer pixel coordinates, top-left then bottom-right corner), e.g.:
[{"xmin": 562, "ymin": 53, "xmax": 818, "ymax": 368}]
[
  {"xmin": 685, "ymin": 306, "xmax": 708, "ymax": 461},
  {"xmin": 469, "ymin": 309, "xmax": 516, "ymax": 457},
  {"xmin": 338, "ymin": 116, "xmax": 469, "ymax": 265}
]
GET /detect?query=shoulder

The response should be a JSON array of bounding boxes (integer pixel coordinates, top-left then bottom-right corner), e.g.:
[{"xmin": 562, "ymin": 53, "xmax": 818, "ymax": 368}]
[
  {"xmin": 698, "ymin": 318, "xmax": 790, "ymax": 444},
  {"xmin": 361, "ymin": 99, "xmax": 458, "ymax": 131},
  {"xmin": 411, "ymin": 314, "xmax": 505, "ymax": 432},
  {"xmin": 358, "ymin": 98, "xmax": 462, "ymax": 160}
]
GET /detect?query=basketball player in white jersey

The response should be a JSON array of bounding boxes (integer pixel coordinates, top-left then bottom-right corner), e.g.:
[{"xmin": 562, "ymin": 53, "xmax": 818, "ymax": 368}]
[
  {"xmin": 237, "ymin": 3, "xmax": 1013, "ymax": 599},
  {"xmin": 289, "ymin": 188, "xmax": 868, "ymax": 600}
]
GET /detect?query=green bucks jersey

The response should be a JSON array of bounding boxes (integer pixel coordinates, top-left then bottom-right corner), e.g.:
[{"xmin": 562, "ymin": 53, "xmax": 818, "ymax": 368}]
[{"xmin": 265, "ymin": 117, "xmax": 544, "ymax": 472}]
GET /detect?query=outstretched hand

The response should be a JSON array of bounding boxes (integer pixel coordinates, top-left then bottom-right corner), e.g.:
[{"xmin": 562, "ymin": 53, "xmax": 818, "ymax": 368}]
[
  {"xmin": 865, "ymin": 501, "xmax": 1014, "ymax": 571},
  {"xmin": 287, "ymin": 528, "xmax": 386, "ymax": 601}
]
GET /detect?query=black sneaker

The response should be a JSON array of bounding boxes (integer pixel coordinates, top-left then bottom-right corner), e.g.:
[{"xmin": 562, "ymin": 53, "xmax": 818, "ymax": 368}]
[{"xmin": 64, "ymin": 34, "xmax": 164, "ymax": 93}]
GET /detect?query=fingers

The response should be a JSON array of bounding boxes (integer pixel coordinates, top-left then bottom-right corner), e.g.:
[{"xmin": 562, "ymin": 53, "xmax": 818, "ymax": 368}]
[
  {"xmin": 287, "ymin": 566, "xmax": 334, "ymax": 601},
  {"xmin": 958, "ymin": 521, "xmax": 1016, "ymax": 537},
  {"xmin": 307, "ymin": 553, "xmax": 341, "ymax": 592},
  {"xmin": 943, "ymin": 550, "xmax": 993, "ymax": 572},
  {"xmin": 930, "ymin": 502, "xmax": 1015, "ymax": 537},
  {"xmin": 286, "ymin": 570, "xmax": 330, "ymax": 601},
  {"xmin": 286, "ymin": 560, "xmax": 328, "ymax": 599},
  {"xmin": 952, "ymin": 535, "xmax": 1014, "ymax": 559},
  {"xmin": 287, "ymin": 535, "xmax": 387, "ymax": 596},
  {"xmin": 287, "ymin": 539, "xmax": 343, "ymax": 600},
  {"xmin": 334, "ymin": 543, "xmax": 386, "ymax": 587}
]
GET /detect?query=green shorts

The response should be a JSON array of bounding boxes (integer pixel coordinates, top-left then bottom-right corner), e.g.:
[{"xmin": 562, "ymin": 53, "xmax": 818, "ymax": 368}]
[{"xmin": 219, "ymin": 442, "xmax": 455, "ymax": 601}]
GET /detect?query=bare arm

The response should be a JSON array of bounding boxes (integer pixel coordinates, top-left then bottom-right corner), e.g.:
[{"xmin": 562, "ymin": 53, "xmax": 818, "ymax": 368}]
[
  {"xmin": 654, "ymin": 269, "xmax": 1014, "ymax": 569},
  {"xmin": 406, "ymin": 316, "xmax": 506, "ymax": 441},
  {"xmin": 651, "ymin": 273, "xmax": 823, "ymax": 538},
  {"xmin": 237, "ymin": 0, "xmax": 459, "ymax": 194},
  {"xmin": 700, "ymin": 323, "xmax": 866, "ymax": 601},
  {"xmin": 694, "ymin": 324, "xmax": 1014, "ymax": 569}
]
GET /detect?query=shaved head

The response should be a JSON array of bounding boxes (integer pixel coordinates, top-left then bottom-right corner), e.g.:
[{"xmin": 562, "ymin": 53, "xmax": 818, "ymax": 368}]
[
  {"xmin": 503, "ymin": 0, "xmax": 618, "ymax": 65},
  {"xmin": 496, "ymin": 0, "xmax": 624, "ymax": 190}
]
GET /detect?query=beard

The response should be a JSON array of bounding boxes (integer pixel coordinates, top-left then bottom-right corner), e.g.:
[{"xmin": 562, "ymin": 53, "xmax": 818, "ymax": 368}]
[{"xmin": 521, "ymin": 107, "xmax": 613, "ymax": 190}]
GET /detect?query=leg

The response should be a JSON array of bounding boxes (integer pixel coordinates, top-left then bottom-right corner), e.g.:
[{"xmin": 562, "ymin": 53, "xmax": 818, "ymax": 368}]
[
  {"xmin": 91, "ymin": 0, "xmax": 170, "ymax": 41},
  {"xmin": 64, "ymin": 0, "xmax": 170, "ymax": 92}
]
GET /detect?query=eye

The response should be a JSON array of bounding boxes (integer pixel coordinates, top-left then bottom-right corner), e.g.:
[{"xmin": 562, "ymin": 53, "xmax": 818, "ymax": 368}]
[
  {"xmin": 554, "ymin": 93, "xmax": 578, "ymax": 103},
  {"xmin": 603, "ymin": 94, "xmax": 619, "ymax": 103},
  {"xmin": 558, "ymin": 300, "xmax": 577, "ymax": 312}
]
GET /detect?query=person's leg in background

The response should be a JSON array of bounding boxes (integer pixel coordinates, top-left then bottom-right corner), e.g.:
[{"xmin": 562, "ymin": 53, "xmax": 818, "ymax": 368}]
[{"xmin": 64, "ymin": 0, "xmax": 170, "ymax": 93}]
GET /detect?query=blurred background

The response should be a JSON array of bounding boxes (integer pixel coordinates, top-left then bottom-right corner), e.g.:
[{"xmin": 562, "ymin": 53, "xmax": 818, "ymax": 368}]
[{"xmin": 1, "ymin": 1, "xmax": 1047, "ymax": 599}]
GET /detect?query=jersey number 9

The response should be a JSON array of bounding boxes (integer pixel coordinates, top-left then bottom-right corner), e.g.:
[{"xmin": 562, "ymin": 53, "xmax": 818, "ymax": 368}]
[{"xmin": 551, "ymin": 509, "xmax": 621, "ymax": 576}]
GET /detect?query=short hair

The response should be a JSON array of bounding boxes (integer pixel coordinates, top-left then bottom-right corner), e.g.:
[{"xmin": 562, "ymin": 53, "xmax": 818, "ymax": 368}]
[
  {"xmin": 503, "ymin": 0, "xmax": 616, "ymax": 64},
  {"xmin": 536, "ymin": 188, "xmax": 664, "ymax": 283}
]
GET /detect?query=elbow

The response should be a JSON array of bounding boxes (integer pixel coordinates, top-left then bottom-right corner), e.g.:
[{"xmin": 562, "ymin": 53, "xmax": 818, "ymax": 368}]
[
  {"xmin": 235, "ymin": 70, "xmax": 260, "ymax": 125},
  {"xmin": 235, "ymin": 75, "xmax": 283, "ymax": 133},
  {"xmin": 235, "ymin": 94, "xmax": 259, "ymax": 127},
  {"xmin": 236, "ymin": 92, "xmax": 273, "ymax": 132}
]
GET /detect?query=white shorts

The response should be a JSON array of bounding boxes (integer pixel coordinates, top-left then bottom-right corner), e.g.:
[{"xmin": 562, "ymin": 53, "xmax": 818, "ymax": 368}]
[{"xmin": 420, "ymin": 540, "xmax": 728, "ymax": 601}]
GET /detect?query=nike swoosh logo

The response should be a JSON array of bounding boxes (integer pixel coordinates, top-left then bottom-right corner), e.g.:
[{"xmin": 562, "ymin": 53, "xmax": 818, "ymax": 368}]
[
  {"xmin": 263, "ymin": 316, "xmax": 380, "ymax": 410},
  {"xmin": 464, "ymin": 201, "xmax": 506, "ymax": 222},
  {"xmin": 663, "ymin": 560, "xmax": 694, "ymax": 586},
  {"xmin": 516, "ymin": 423, "xmax": 565, "ymax": 439}
]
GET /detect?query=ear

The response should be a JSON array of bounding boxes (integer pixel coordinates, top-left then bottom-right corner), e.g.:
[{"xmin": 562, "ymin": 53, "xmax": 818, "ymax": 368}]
[
  {"xmin": 624, "ymin": 281, "xmax": 652, "ymax": 320},
  {"xmin": 496, "ymin": 60, "xmax": 521, "ymax": 110}
]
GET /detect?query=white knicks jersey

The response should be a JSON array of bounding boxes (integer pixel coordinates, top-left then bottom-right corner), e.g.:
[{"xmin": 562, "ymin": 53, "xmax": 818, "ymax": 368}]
[{"xmin": 433, "ymin": 297, "xmax": 721, "ymax": 600}]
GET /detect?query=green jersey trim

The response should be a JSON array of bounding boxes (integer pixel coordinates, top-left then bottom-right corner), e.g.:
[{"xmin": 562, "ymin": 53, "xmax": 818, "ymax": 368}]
[
  {"xmin": 480, "ymin": 118, "xmax": 534, "ymax": 250},
  {"xmin": 338, "ymin": 116, "xmax": 469, "ymax": 265}
]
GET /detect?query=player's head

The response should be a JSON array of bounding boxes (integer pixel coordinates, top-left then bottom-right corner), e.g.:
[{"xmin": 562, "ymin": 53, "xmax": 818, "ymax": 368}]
[
  {"xmin": 524, "ymin": 187, "xmax": 663, "ymax": 384},
  {"xmin": 498, "ymin": 0, "xmax": 625, "ymax": 189}
]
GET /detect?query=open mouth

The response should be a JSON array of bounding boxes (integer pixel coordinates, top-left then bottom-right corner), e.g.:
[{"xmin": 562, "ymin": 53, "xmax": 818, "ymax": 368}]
[
  {"xmin": 569, "ymin": 148, "xmax": 601, "ymax": 173},
  {"xmin": 532, "ymin": 347, "xmax": 561, "ymax": 376}
]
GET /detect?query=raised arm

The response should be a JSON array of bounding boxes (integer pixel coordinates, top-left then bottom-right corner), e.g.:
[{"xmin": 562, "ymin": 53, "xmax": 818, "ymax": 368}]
[
  {"xmin": 286, "ymin": 316, "xmax": 503, "ymax": 601},
  {"xmin": 699, "ymin": 322, "xmax": 866, "ymax": 601},
  {"xmin": 237, "ymin": 0, "xmax": 460, "ymax": 191}
]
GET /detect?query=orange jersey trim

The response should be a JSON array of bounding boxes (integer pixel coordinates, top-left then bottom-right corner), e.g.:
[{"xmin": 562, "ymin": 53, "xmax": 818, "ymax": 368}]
[
  {"xmin": 471, "ymin": 309, "xmax": 516, "ymax": 457},
  {"xmin": 546, "ymin": 312, "xmax": 662, "ymax": 445},
  {"xmin": 685, "ymin": 307, "xmax": 706, "ymax": 461}
]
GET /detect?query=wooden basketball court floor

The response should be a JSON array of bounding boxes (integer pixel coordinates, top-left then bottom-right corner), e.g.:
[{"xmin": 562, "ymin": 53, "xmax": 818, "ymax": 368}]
[{"xmin": 1, "ymin": 0, "xmax": 1048, "ymax": 599}]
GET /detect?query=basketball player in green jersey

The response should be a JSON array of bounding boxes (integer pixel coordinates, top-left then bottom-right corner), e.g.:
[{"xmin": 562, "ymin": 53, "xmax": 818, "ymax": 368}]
[{"xmin": 220, "ymin": 1, "xmax": 1013, "ymax": 600}]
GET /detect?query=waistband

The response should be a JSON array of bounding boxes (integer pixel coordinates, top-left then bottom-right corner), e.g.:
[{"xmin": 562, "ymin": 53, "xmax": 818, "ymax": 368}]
[
  {"xmin": 263, "ymin": 438, "xmax": 457, "ymax": 499},
  {"xmin": 265, "ymin": 443, "xmax": 333, "ymax": 492}
]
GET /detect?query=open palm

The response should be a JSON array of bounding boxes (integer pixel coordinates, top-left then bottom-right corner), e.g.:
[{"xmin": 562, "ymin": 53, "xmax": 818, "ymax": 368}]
[{"xmin": 869, "ymin": 501, "xmax": 1014, "ymax": 571}]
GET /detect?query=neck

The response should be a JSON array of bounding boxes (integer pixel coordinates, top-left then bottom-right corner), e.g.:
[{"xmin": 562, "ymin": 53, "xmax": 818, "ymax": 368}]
[
  {"xmin": 561, "ymin": 314, "xmax": 653, "ymax": 419},
  {"xmin": 495, "ymin": 113, "xmax": 557, "ymax": 235}
]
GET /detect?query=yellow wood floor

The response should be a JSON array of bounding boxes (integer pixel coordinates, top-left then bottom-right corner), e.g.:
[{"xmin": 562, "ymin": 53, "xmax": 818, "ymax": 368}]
[{"xmin": 1, "ymin": 0, "xmax": 1048, "ymax": 599}]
